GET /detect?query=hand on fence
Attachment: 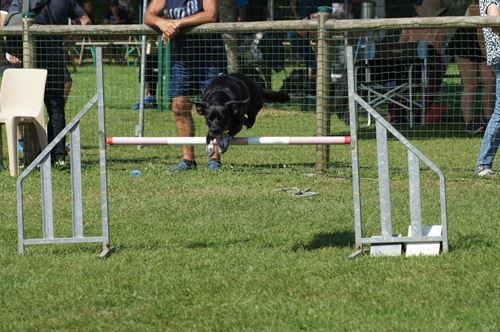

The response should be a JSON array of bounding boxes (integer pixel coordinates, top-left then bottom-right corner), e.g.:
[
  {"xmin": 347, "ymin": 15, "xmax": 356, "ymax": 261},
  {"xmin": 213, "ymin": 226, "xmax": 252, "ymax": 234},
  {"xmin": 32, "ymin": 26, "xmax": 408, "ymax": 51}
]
[
  {"xmin": 5, "ymin": 53, "xmax": 21, "ymax": 65},
  {"xmin": 157, "ymin": 19, "xmax": 179, "ymax": 42}
]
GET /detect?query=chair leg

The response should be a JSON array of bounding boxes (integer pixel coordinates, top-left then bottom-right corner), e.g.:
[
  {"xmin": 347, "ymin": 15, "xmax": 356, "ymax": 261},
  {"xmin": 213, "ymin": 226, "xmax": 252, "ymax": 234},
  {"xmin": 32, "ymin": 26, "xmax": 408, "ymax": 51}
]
[
  {"xmin": 79, "ymin": 42, "xmax": 85, "ymax": 66},
  {"xmin": 0, "ymin": 125, "xmax": 4, "ymax": 169},
  {"xmin": 34, "ymin": 123, "xmax": 48, "ymax": 150},
  {"xmin": 5, "ymin": 121, "xmax": 19, "ymax": 177}
]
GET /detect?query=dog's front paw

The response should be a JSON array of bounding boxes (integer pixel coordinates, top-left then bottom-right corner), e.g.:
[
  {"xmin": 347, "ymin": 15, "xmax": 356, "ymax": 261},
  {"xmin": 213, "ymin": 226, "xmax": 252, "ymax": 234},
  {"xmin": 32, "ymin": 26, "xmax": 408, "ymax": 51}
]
[
  {"xmin": 218, "ymin": 134, "xmax": 232, "ymax": 154},
  {"xmin": 206, "ymin": 140, "xmax": 216, "ymax": 157}
]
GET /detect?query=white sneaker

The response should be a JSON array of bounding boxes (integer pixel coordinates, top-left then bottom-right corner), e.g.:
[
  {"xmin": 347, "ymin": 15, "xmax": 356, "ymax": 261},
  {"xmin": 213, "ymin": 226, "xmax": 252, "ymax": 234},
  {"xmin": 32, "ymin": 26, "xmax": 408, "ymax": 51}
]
[{"xmin": 475, "ymin": 167, "xmax": 496, "ymax": 177}]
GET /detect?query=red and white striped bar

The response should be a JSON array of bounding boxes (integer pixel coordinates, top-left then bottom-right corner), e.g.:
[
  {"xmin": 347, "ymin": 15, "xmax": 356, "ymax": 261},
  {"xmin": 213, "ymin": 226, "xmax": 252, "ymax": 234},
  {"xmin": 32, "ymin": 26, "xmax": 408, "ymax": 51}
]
[{"xmin": 107, "ymin": 136, "xmax": 351, "ymax": 146}]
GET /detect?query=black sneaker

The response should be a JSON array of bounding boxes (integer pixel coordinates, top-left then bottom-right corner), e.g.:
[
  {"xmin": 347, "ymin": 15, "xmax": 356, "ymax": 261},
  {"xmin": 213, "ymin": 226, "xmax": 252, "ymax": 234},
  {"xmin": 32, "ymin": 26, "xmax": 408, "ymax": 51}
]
[
  {"xmin": 465, "ymin": 122, "xmax": 483, "ymax": 134},
  {"xmin": 169, "ymin": 159, "xmax": 197, "ymax": 172}
]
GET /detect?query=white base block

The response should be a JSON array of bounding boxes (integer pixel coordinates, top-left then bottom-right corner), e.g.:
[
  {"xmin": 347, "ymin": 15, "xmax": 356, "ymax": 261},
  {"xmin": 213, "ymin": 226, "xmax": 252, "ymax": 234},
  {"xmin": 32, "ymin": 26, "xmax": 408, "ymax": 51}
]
[
  {"xmin": 405, "ymin": 225, "xmax": 442, "ymax": 257},
  {"xmin": 370, "ymin": 234, "xmax": 402, "ymax": 256}
]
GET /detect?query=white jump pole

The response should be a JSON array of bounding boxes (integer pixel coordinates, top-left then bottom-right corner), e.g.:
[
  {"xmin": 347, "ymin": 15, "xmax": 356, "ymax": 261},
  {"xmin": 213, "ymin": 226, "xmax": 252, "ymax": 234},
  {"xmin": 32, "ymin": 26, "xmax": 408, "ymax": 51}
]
[{"xmin": 107, "ymin": 136, "xmax": 351, "ymax": 146}]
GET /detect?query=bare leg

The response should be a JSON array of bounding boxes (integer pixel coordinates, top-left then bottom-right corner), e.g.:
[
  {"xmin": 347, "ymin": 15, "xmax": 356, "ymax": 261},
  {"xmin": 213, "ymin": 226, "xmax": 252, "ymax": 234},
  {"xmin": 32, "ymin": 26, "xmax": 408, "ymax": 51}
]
[
  {"xmin": 172, "ymin": 96, "xmax": 195, "ymax": 161},
  {"xmin": 457, "ymin": 56, "xmax": 477, "ymax": 124}
]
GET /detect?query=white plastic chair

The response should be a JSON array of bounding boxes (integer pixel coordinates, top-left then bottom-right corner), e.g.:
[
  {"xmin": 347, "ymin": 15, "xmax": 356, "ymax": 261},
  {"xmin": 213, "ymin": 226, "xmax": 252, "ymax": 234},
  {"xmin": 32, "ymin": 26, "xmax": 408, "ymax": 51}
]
[{"xmin": 0, "ymin": 68, "xmax": 48, "ymax": 176}]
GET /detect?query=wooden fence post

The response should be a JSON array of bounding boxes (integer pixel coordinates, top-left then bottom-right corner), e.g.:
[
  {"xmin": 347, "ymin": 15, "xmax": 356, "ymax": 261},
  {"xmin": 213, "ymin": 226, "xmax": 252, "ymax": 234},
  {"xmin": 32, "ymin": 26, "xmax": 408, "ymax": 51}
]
[{"xmin": 315, "ymin": 8, "xmax": 332, "ymax": 172}]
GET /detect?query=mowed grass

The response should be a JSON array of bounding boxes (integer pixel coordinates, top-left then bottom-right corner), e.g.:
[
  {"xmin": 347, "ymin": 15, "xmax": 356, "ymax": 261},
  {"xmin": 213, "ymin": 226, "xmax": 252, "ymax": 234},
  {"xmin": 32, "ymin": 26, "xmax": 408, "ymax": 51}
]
[{"xmin": 0, "ymin": 65, "xmax": 499, "ymax": 330}]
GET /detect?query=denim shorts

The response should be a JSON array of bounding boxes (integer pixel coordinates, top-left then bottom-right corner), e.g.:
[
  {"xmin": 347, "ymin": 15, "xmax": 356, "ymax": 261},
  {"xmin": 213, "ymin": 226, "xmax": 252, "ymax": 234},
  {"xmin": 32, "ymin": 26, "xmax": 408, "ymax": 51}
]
[{"xmin": 170, "ymin": 61, "xmax": 222, "ymax": 98}]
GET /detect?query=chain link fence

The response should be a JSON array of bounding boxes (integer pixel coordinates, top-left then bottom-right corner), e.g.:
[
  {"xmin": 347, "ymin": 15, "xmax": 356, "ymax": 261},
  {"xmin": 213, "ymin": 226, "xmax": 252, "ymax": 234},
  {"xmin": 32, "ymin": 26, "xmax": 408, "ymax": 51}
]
[{"xmin": 0, "ymin": 15, "xmax": 499, "ymax": 171}]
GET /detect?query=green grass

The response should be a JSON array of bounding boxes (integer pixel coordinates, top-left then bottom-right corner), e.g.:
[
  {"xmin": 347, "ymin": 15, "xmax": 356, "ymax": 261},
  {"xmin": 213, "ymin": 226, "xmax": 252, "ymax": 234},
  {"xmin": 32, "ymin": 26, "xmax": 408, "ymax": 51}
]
[{"xmin": 0, "ymin": 64, "xmax": 499, "ymax": 330}]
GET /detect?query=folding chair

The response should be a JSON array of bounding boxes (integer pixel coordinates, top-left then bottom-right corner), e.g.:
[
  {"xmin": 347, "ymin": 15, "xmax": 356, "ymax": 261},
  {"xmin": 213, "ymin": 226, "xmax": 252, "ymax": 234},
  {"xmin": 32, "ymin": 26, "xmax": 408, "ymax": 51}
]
[
  {"xmin": 354, "ymin": 39, "xmax": 429, "ymax": 127},
  {"xmin": 0, "ymin": 68, "xmax": 48, "ymax": 176}
]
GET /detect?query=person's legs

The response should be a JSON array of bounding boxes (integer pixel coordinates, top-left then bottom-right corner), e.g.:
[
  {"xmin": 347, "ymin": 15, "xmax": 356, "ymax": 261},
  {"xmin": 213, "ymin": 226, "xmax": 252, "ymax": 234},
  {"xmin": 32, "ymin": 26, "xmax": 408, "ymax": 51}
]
[
  {"xmin": 132, "ymin": 53, "xmax": 158, "ymax": 109},
  {"xmin": 172, "ymin": 96, "xmax": 196, "ymax": 161},
  {"xmin": 387, "ymin": 102, "xmax": 407, "ymax": 124},
  {"xmin": 145, "ymin": 53, "xmax": 158, "ymax": 99},
  {"xmin": 457, "ymin": 56, "xmax": 478, "ymax": 125},
  {"xmin": 45, "ymin": 87, "xmax": 66, "ymax": 162},
  {"xmin": 476, "ymin": 63, "xmax": 500, "ymax": 173},
  {"xmin": 39, "ymin": 42, "xmax": 67, "ymax": 163},
  {"xmin": 169, "ymin": 61, "xmax": 197, "ymax": 170}
]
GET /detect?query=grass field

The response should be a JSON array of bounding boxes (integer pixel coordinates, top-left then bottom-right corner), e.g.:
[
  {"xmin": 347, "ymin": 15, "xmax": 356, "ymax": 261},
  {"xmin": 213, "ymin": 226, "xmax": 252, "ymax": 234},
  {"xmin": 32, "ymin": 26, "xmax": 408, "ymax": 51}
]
[{"xmin": 0, "ymin": 64, "xmax": 499, "ymax": 330}]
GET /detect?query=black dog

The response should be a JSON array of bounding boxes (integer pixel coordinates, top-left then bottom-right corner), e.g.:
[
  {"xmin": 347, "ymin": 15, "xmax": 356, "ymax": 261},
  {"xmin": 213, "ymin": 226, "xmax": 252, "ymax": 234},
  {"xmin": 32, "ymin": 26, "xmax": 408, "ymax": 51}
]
[{"xmin": 195, "ymin": 73, "xmax": 290, "ymax": 155}]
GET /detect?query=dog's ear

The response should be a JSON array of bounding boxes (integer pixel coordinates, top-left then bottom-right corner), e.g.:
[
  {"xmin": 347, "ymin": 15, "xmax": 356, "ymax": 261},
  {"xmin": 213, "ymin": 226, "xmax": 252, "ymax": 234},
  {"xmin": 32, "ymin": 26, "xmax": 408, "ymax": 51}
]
[
  {"xmin": 194, "ymin": 101, "xmax": 208, "ymax": 115},
  {"xmin": 225, "ymin": 98, "xmax": 250, "ymax": 114}
]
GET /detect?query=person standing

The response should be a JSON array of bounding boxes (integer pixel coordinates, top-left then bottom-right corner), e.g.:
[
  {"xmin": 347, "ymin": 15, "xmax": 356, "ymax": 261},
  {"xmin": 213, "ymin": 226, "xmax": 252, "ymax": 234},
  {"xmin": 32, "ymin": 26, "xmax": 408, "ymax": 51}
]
[
  {"xmin": 449, "ymin": 0, "xmax": 495, "ymax": 134},
  {"xmin": 7, "ymin": 0, "xmax": 91, "ymax": 166},
  {"xmin": 0, "ymin": 0, "xmax": 12, "ymax": 171},
  {"xmin": 103, "ymin": 0, "xmax": 130, "ymax": 25},
  {"xmin": 144, "ymin": 0, "xmax": 225, "ymax": 171},
  {"xmin": 475, "ymin": 0, "xmax": 500, "ymax": 176},
  {"xmin": 81, "ymin": 0, "xmax": 95, "ymax": 25}
]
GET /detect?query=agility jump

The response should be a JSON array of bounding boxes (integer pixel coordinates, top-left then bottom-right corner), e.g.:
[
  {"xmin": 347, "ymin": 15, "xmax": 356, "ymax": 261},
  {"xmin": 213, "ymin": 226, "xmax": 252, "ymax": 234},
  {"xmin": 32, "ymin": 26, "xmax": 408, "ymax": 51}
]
[
  {"xmin": 17, "ymin": 47, "xmax": 448, "ymax": 258},
  {"xmin": 106, "ymin": 136, "xmax": 351, "ymax": 146}
]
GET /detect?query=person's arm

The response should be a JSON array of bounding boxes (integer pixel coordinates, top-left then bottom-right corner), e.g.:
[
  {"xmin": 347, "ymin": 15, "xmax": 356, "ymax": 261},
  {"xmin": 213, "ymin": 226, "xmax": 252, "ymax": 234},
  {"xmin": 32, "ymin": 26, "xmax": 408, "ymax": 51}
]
[
  {"xmin": 145, "ymin": 0, "xmax": 218, "ymax": 42},
  {"xmin": 70, "ymin": 0, "xmax": 91, "ymax": 25},
  {"xmin": 7, "ymin": 0, "xmax": 21, "ymax": 14},
  {"xmin": 78, "ymin": 14, "xmax": 91, "ymax": 25},
  {"xmin": 486, "ymin": 3, "xmax": 500, "ymax": 33},
  {"xmin": 144, "ymin": 0, "xmax": 177, "ymax": 41}
]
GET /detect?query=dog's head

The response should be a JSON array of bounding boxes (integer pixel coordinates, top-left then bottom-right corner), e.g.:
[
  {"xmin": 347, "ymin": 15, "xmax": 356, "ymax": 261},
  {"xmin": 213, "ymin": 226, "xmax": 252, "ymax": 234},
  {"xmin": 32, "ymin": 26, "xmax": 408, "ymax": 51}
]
[{"xmin": 195, "ymin": 99, "xmax": 249, "ymax": 137}]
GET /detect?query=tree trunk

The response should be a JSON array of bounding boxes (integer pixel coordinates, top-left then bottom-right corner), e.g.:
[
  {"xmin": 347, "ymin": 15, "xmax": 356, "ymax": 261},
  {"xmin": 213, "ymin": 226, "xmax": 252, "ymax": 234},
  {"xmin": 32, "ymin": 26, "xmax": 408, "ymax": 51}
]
[{"xmin": 218, "ymin": 0, "xmax": 239, "ymax": 73}]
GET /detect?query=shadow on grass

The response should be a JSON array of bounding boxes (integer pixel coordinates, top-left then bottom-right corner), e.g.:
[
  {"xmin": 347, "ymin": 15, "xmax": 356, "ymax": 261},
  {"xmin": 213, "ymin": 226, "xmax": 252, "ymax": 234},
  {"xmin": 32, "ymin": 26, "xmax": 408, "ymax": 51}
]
[
  {"xmin": 185, "ymin": 239, "xmax": 252, "ymax": 249},
  {"xmin": 226, "ymin": 161, "xmax": 352, "ymax": 171},
  {"xmin": 452, "ymin": 234, "xmax": 493, "ymax": 250},
  {"xmin": 291, "ymin": 231, "xmax": 354, "ymax": 252}
]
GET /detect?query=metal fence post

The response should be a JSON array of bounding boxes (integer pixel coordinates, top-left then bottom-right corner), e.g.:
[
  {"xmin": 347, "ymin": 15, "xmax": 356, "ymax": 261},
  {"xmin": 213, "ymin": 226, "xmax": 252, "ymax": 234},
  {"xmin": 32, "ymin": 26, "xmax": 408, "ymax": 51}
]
[
  {"xmin": 135, "ymin": 0, "xmax": 148, "ymax": 143},
  {"xmin": 157, "ymin": 39, "xmax": 171, "ymax": 111}
]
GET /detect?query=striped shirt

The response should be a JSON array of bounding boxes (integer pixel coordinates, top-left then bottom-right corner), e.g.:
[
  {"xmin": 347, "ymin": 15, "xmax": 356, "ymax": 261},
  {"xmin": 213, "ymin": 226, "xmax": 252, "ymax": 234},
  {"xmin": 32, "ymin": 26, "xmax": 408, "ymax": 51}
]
[
  {"xmin": 480, "ymin": 0, "xmax": 500, "ymax": 65},
  {"xmin": 166, "ymin": 0, "xmax": 203, "ymax": 19}
]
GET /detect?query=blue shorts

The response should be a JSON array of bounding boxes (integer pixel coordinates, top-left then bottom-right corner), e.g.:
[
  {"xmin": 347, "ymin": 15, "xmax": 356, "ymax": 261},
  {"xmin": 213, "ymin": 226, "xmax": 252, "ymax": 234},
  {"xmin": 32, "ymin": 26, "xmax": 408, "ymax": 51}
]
[{"xmin": 170, "ymin": 61, "xmax": 222, "ymax": 97}]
